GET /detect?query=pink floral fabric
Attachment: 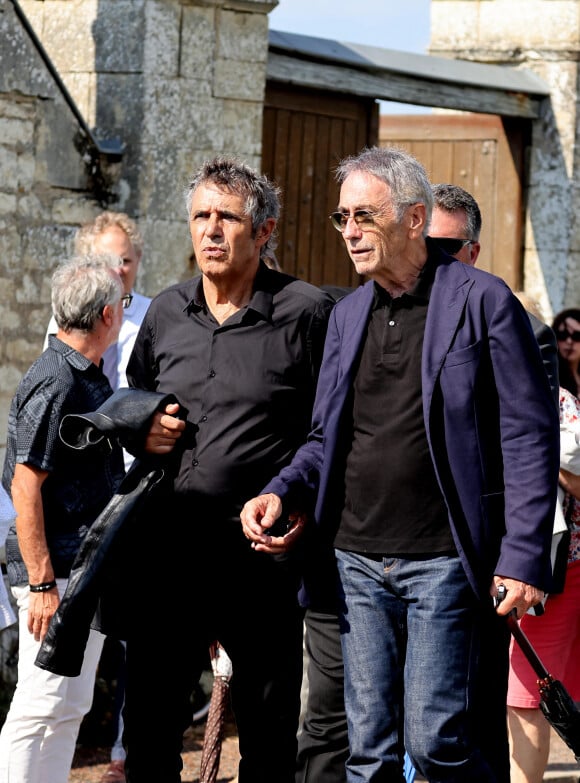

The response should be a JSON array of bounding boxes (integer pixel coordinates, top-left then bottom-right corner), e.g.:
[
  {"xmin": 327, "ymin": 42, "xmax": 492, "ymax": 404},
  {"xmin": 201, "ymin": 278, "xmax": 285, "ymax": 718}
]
[{"xmin": 559, "ymin": 388, "xmax": 580, "ymax": 562}]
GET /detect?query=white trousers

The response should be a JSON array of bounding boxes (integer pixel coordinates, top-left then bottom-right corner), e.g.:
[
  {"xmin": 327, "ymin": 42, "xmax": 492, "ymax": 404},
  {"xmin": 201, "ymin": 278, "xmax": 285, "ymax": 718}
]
[
  {"xmin": 0, "ymin": 578, "xmax": 104, "ymax": 783},
  {"xmin": 110, "ymin": 640, "xmax": 126, "ymax": 762}
]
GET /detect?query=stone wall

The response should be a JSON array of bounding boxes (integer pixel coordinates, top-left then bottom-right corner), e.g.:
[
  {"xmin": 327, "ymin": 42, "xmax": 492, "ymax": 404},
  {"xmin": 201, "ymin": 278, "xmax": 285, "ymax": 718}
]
[
  {"xmin": 4, "ymin": 0, "xmax": 577, "ymax": 460},
  {"xmin": 0, "ymin": 0, "xmax": 104, "ymax": 459},
  {"xmin": 0, "ymin": 0, "xmax": 276, "ymax": 459},
  {"xmin": 19, "ymin": 0, "xmax": 276, "ymax": 295},
  {"xmin": 430, "ymin": 0, "xmax": 580, "ymax": 319}
]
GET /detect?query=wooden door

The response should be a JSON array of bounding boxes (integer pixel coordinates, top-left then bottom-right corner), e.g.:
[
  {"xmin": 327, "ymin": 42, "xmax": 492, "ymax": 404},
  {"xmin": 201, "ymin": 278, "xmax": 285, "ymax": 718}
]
[
  {"xmin": 380, "ymin": 113, "xmax": 529, "ymax": 289},
  {"xmin": 262, "ymin": 83, "xmax": 378, "ymax": 288}
]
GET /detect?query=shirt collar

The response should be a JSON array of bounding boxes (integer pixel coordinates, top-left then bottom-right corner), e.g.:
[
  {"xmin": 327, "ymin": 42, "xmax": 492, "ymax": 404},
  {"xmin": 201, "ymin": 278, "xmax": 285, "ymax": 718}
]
[
  {"xmin": 47, "ymin": 334, "xmax": 99, "ymax": 373},
  {"xmin": 410, "ymin": 250, "xmax": 438, "ymax": 300},
  {"xmin": 185, "ymin": 262, "xmax": 276, "ymax": 323}
]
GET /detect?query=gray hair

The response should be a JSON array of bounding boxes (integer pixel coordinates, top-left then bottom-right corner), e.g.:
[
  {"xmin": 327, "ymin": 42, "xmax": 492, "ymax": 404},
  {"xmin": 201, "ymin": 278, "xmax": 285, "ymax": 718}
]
[
  {"xmin": 75, "ymin": 211, "xmax": 144, "ymax": 258},
  {"xmin": 51, "ymin": 254, "xmax": 123, "ymax": 332},
  {"xmin": 335, "ymin": 146, "xmax": 433, "ymax": 235},
  {"xmin": 432, "ymin": 183, "xmax": 482, "ymax": 241},
  {"xmin": 185, "ymin": 157, "xmax": 281, "ymax": 257}
]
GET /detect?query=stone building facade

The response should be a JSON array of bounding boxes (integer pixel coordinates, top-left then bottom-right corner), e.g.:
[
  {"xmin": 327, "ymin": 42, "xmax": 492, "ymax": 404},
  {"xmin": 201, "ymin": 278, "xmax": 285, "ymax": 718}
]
[
  {"xmin": 0, "ymin": 0, "xmax": 277, "ymax": 456},
  {"xmin": 2, "ymin": 0, "xmax": 580, "ymax": 460},
  {"xmin": 2, "ymin": 0, "xmax": 580, "ymax": 709},
  {"xmin": 0, "ymin": 0, "xmax": 277, "ymax": 704},
  {"xmin": 430, "ymin": 0, "xmax": 580, "ymax": 319}
]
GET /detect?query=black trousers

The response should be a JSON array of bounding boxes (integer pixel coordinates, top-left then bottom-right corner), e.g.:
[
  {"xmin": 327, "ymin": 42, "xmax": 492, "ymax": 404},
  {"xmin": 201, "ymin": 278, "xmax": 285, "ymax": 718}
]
[
  {"xmin": 471, "ymin": 606, "xmax": 511, "ymax": 783},
  {"xmin": 296, "ymin": 608, "xmax": 349, "ymax": 783},
  {"xmin": 123, "ymin": 516, "xmax": 304, "ymax": 783}
]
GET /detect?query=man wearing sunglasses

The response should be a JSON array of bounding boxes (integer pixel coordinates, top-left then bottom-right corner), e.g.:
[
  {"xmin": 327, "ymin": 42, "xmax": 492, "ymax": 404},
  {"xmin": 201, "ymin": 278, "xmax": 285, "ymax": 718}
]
[
  {"xmin": 241, "ymin": 147, "xmax": 560, "ymax": 783},
  {"xmin": 430, "ymin": 184, "xmax": 559, "ymax": 406},
  {"xmin": 429, "ymin": 183, "xmax": 481, "ymax": 265}
]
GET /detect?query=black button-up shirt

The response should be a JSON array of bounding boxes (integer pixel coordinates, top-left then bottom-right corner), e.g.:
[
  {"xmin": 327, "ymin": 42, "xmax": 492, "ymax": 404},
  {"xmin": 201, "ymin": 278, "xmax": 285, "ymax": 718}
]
[{"xmin": 127, "ymin": 263, "xmax": 334, "ymax": 515}]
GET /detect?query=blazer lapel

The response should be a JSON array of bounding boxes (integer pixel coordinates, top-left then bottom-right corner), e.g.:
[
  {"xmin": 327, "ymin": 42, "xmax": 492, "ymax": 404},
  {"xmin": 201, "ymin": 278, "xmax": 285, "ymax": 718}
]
[
  {"xmin": 338, "ymin": 282, "xmax": 374, "ymax": 381},
  {"xmin": 422, "ymin": 260, "xmax": 474, "ymax": 422}
]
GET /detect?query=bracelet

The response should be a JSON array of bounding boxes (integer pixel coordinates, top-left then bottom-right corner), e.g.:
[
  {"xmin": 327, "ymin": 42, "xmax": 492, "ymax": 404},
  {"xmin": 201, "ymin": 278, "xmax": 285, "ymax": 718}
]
[{"xmin": 29, "ymin": 580, "xmax": 57, "ymax": 593}]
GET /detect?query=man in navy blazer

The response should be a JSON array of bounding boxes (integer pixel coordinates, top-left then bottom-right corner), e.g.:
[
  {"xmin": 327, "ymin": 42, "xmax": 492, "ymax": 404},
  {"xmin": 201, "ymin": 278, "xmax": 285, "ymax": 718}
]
[{"xmin": 241, "ymin": 147, "xmax": 560, "ymax": 783}]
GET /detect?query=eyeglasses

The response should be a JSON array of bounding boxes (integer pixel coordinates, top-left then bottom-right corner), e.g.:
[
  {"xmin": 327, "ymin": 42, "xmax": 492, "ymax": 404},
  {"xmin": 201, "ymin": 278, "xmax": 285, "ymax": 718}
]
[
  {"xmin": 329, "ymin": 210, "xmax": 381, "ymax": 232},
  {"xmin": 121, "ymin": 294, "xmax": 133, "ymax": 310},
  {"xmin": 433, "ymin": 237, "xmax": 474, "ymax": 255},
  {"xmin": 556, "ymin": 328, "xmax": 580, "ymax": 342}
]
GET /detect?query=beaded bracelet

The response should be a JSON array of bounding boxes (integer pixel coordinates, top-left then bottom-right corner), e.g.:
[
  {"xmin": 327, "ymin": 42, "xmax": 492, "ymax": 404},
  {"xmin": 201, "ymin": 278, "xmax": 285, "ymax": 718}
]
[{"xmin": 29, "ymin": 580, "xmax": 57, "ymax": 593}]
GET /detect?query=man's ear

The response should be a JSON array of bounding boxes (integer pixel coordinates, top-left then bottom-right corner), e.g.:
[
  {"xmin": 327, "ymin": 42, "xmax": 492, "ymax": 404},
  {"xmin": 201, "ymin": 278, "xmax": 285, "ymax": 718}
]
[
  {"xmin": 469, "ymin": 241, "xmax": 481, "ymax": 265},
  {"xmin": 256, "ymin": 218, "xmax": 276, "ymax": 248},
  {"xmin": 101, "ymin": 304, "xmax": 115, "ymax": 327},
  {"xmin": 408, "ymin": 203, "xmax": 427, "ymax": 239}
]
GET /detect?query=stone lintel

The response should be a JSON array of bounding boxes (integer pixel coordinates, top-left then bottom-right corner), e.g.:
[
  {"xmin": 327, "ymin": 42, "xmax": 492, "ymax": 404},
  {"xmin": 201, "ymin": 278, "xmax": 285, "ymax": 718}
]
[{"xmin": 181, "ymin": 0, "xmax": 278, "ymax": 13}]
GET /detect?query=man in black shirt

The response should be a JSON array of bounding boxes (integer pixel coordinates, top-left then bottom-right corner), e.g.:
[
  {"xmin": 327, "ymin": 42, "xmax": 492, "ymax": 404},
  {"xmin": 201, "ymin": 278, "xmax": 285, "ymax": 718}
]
[
  {"xmin": 241, "ymin": 147, "xmax": 559, "ymax": 783},
  {"xmin": 430, "ymin": 182, "xmax": 559, "ymax": 406},
  {"xmin": 295, "ymin": 183, "xmax": 560, "ymax": 783},
  {"xmin": 123, "ymin": 157, "xmax": 334, "ymax": 783}
]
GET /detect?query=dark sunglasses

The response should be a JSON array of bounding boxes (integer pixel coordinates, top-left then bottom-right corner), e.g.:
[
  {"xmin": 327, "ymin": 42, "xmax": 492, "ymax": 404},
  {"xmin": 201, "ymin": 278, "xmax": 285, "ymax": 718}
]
[
  {"xmin": 433, "ymin": 237, "xmax": 474, "ymax": 255},
  {"xmin": 329, "ymin": 209, "xmax": 380, "ymax": 232},
  {"xmin": 556, "ymin": 328, "xmax": 580, "ymax": 342}
]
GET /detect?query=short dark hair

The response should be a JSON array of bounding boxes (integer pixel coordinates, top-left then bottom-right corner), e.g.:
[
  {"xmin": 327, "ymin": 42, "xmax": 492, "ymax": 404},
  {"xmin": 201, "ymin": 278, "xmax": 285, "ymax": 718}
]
[
  {"xmin": 185, "ymin": 157, "xmax": 281, "ymax": 257},
  {"xmin": 431, "ymin": 184, "xmax": 482, "ymax": 241}
]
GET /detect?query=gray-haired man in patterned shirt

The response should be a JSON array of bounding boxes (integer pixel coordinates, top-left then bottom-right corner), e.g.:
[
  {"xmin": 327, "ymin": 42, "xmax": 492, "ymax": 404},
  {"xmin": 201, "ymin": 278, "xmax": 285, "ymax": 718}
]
[{"xmin": 0, "ymin": 254, "xmax": 126, "ymax": 783}]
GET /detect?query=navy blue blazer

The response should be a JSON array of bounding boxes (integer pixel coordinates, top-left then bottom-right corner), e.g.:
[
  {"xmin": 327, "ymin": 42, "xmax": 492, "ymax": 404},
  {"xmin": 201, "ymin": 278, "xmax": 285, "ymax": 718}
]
[{"xmin": 264, "ymin": 253, "xmax": 560, "ymax": 600}]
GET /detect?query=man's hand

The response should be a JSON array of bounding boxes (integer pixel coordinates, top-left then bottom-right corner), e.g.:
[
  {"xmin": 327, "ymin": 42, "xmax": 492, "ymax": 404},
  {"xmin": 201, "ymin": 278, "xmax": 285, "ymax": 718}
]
[
  {"xmin": 11, "ymin": 462, "xmax": 58, "ymax": 640},
  {"xmin": 559, "ymin": 467, "xmax": 580, "ymax": 501},
  {"xmin": 28, "ymin": 587, "xmax": 60, "ymax": 642},
  {"xmin": 240, "ymin": 493, "xmax": 306, "ymax": 553},
  {"xmin": 144, "ymin": 402, "xmax": 185, "ymax": 454},
  {"xmin": 491, "ymin": 576, "xmax": 544, "ymax": 618}
]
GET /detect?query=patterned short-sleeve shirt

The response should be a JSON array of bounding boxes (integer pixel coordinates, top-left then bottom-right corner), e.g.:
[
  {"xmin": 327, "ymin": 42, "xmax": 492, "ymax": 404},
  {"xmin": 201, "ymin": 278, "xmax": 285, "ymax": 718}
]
[{"xmin": 2, "ymin": 336, "xmax": 125, "ymax": 584}]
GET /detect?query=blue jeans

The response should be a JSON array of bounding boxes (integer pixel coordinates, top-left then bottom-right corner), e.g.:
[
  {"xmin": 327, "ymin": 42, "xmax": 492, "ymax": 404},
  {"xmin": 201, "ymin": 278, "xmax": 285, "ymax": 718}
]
[
  {"xmin": 336, "ymin": 550, "xmax": 501, "ymax": 783},
  {"xmin": 296, "ymin": 607, "xmax": 416, "ymax": 783}
]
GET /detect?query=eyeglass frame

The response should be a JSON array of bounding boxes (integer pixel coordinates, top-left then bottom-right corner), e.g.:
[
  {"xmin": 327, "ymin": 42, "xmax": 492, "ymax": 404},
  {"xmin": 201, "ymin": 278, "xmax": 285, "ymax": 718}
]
[
  {"xmin": 329, "ymin": 209, "xmax": 382, "ymax": 233},
  {"xmin": 121, "ymin": 293, "xmax": 133, "ymax": 310}
]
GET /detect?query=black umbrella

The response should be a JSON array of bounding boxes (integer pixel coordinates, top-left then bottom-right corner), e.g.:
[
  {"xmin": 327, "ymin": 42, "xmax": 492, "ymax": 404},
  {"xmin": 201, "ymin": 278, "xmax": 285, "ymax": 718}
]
[
  {"xmin": 506, "ymin": 609, "xmax": 580, "ymax": 764},
  {"xmin": 199, "ymin": 644, "xmax": 233, "ymax": 783}
]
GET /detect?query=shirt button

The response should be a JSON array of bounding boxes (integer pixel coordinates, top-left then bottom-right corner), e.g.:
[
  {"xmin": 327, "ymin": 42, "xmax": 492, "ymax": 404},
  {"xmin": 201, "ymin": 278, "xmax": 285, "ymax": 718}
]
[
  {"xmin": 200, "ymin": 415, "xmax": 208, "ymax": 423},
  {"xmin": 209, "ymin": 369, "xmax": 216, "ymax": 378},
  {"xmin": 192, "ymin": 458, "xmax": 199, "ymax": 467},
  {"xmin": 388, "ymin": 320, "xmax": 396, "ymax": 327}
]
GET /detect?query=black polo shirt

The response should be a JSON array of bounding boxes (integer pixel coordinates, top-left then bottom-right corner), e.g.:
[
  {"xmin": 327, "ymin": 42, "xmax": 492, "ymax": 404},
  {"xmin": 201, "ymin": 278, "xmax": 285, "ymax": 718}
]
[
  {"xmin": 127, "ymin": 263, "xmax": 334, "ymax": 516},
  {"xmin": 335, "ymin": 256, "xmax": 455, "ymax": 555}
]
